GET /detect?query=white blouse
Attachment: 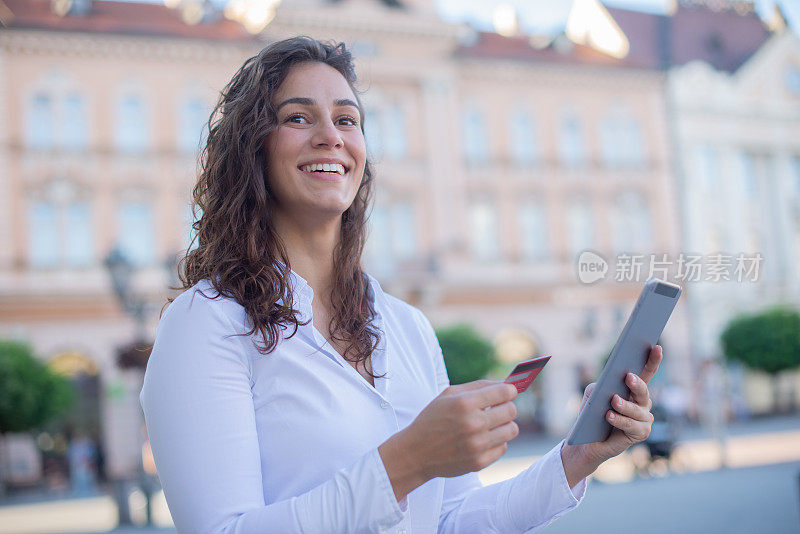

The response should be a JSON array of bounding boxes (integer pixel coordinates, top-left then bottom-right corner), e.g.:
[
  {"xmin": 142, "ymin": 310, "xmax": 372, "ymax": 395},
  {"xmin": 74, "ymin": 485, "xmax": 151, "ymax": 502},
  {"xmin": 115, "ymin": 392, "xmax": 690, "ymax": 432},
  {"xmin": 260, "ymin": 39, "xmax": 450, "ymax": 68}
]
[{"xmin": 139, "ymin": 271, "xmax": 587, "ymax": 534}]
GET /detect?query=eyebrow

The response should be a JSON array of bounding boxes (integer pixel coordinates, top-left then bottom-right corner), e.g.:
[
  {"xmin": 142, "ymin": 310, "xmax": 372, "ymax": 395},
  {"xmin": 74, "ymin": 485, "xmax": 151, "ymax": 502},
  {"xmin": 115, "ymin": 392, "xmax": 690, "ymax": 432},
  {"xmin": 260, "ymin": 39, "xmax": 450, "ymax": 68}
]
[{"xmin": 275, "ymin": 97, "xmax": 360, "ymax": 113}]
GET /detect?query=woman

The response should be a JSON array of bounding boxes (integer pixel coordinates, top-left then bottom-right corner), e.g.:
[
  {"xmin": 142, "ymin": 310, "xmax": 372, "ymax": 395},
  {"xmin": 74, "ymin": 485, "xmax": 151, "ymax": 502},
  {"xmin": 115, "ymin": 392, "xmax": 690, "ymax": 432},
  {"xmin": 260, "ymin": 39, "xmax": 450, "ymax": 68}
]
[{"xmin": 139, "ymin": 36, "xmax": 662, "ymax": 534}]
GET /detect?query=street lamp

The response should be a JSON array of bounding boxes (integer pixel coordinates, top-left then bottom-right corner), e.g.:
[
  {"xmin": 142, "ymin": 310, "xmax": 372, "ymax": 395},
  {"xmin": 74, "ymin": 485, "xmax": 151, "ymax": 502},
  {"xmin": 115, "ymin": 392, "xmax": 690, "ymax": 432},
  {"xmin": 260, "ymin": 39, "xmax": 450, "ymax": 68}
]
[{"xmin": 103, "ymin": 247, "xmax": 156, "ymax": 526}]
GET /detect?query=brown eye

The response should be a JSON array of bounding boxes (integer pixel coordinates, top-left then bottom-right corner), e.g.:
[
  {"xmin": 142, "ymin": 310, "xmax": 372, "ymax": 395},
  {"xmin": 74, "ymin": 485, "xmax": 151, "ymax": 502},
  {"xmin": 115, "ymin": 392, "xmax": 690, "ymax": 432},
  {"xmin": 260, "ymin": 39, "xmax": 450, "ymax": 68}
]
[{"xmin": 286, "ymin": 114, "xmax": 309, "ymax": 124}]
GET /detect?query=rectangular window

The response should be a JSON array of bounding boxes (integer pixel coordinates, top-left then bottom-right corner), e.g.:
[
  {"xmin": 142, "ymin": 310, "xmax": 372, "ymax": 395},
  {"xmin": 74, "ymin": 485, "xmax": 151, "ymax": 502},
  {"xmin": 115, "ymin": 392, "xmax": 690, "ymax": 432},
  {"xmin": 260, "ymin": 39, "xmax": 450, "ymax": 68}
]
[
  {"xmin": 567, "ymin": 202, "xmax": 594, "ymax": 257},
  {"xmin": 178, "ymin": 99, "xmax": 207, "ymax": 154},
  {"xmin": 364, "ymin": 205, "xmax": 392, "ymax": 274},
  {"xmin": 518, "ymin": 202, "xmax": 549, "ymax": 259},
  {"xmin": 384, "ymin": 106, "xmax": 408, "ymax": 160},
  {"xmin": 119, "ymin": 202, "xmax": 155, "ymax": 266},
  {"xmin": 26, "ymin": 94, "xmax": 54, "ymax": 149},
  {"xmin": 116, "ymin": 95, "xmax": 148, "ymax": 152},
  {"xmin": 65, "ymin": 202, "xmax": 94, "ymax": 267},
  {"xmin": 184, "ymin": 203, "xmax": 200, "ymax": 252},
  {"xmin": 698, "ymin": 146, "xmax": 719, "ymax": 190},
  {"xmin": 391, "ymin": 202, "xmax": 416, "ymax": 260},
  {"xmin": 29, "ymin": 201, "xmax": 59, "ymax": 267},
  {"xmin": 559, "ymin": 113, "xmax": 585, "ymax": 167},
  {"xmin": 62, "ymin": 94, "xmax": 88, "ymax": 150},
  {"xmin": 469, "ymin": 200, "xmax": 499, "ymax": 259},
  {"xmin": 463, "ymin": 110, "xmax": 489, "ymax": 164},
  {"xmin": 510, "ymin": 114, "xmax": 537, "ymax": 165},
  {"xmin": 364, "ymin": 109, "xmax": 383, "ymax": 160}
]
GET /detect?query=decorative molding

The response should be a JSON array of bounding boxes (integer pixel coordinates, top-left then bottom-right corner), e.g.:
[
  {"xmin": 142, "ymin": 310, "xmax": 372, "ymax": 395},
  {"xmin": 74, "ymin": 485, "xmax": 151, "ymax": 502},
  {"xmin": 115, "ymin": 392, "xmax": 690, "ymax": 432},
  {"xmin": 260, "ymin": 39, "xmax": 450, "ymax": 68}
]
[
  {"xmin": 0, "ymin": 29, "xmax": 261, "ymax": 62},
  {"xmin": 270, "ymin": 8, "xmax": 463, "ymax": 40},
  {"xmin": 456, "ymin": 59, "xmax": 664, "ymax": 89}
]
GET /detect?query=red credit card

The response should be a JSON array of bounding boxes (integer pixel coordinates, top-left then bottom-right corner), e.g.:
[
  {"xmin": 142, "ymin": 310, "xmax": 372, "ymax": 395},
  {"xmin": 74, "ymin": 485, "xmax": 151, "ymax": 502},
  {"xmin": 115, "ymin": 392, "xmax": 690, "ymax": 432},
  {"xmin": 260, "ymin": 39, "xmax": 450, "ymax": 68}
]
[{"xmin": 504, "ymin": 356, "xmax": 551, "ymax": 394}]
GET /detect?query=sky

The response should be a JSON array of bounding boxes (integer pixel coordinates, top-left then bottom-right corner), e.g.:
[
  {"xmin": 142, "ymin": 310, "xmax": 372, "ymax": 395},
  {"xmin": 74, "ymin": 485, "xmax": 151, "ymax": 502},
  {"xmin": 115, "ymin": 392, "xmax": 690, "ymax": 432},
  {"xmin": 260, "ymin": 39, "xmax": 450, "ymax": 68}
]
[{"xmin": 434, "ymin": 0, "xmax": 800, "ymax": 34}]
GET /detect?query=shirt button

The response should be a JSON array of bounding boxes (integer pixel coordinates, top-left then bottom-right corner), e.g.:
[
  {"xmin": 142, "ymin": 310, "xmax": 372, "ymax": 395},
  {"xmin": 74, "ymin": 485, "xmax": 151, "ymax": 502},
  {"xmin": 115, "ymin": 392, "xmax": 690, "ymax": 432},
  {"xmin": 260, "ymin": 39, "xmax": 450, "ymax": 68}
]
[
  {"xmin": 398, "ymin": 529, "xmax": 407, "ymax": 534},
  {"xmin": 380, "ymin": 401, "xmax": 390, "ymax": 409}
]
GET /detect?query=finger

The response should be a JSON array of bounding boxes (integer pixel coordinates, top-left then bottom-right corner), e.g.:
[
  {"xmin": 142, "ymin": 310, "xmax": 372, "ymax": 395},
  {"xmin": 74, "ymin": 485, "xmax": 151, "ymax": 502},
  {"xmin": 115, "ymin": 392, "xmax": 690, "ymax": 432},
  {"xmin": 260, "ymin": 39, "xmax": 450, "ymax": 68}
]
[
  {"xmin": 483, "ymin": 401, "xmax": 517, "ymax": 429},
  {"xmin": 625, "ymin": 372, "xmax": 651, "ymax": 408},
  {"xmin": 478, "ymin": 442, "xmax": 509, "ymax": 470},
  {"xmin": 470, "ymin": 382, "xmax": 518, "ymax": 409},
  {"xmin": 446, "ymin": 379, "xmax": 501, "ymax": 395},
  {"xmin": 486, "ymin": 420, "xmax": 519, "ymax": 448},
  {"xmin": 611, "ymin": 394, "xmax": 654, "ymax": 423},
  {"xmin": 606, "ymin": 410, "xmax": 650, "ymax": 442},
  {"xmin": 579, "ymin": 383, "xmax": 596, "ymax": 411},
  {"xmin": 639, "ymin": 345, "xmax": 663, "ymax": 384}
]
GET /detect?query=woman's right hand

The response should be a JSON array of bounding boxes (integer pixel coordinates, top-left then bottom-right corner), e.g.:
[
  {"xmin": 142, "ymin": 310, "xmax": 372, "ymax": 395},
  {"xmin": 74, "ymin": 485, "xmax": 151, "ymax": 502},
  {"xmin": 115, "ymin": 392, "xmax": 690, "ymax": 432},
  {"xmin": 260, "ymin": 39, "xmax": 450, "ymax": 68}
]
[{"xmin": 379, "ymin": 380, "xmax": 519, "ymax": 501}]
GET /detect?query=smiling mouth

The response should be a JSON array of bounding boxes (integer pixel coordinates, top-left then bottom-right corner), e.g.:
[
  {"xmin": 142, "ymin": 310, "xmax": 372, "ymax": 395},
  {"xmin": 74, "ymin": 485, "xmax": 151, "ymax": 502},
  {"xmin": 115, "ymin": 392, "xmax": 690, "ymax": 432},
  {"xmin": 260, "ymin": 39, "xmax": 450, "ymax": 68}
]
[{"xmin": 299, "ymin": 163, "xmax": 347, "ymax": 176}]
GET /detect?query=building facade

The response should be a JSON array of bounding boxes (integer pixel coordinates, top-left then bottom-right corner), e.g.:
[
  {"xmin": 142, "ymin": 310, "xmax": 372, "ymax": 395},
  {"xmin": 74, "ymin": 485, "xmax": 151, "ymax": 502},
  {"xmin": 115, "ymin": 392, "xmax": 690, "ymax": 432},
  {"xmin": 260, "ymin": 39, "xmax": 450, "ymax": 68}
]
[{"xmin": 0, "ymin": 0, "xmax": 794, "ymax": 491}]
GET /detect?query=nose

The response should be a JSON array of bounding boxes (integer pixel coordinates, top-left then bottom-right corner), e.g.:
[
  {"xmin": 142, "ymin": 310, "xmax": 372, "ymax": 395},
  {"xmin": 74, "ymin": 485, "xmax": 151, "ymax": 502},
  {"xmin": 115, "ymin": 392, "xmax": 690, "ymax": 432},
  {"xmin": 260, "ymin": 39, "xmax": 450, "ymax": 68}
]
[{"xmin": 311, "ymin": 118, "xmax": 343, "ymax": 149}]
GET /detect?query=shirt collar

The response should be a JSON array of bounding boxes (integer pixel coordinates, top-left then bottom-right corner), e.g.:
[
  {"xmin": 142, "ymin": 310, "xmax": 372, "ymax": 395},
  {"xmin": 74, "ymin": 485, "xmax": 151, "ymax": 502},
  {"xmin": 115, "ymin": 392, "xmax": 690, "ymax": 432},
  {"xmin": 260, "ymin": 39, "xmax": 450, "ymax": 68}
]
[{"xmin": 279, "ymin": 263, "xmax": 384, "ymax": 318}]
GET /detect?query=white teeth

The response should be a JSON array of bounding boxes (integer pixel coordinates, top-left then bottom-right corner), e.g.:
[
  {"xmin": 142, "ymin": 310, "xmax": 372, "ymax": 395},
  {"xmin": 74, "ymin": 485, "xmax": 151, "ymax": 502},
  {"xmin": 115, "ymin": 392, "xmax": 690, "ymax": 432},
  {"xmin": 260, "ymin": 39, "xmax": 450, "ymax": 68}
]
[{"xmin": 301, "ymin": 163, "xmax": 346, "ymax": 175}]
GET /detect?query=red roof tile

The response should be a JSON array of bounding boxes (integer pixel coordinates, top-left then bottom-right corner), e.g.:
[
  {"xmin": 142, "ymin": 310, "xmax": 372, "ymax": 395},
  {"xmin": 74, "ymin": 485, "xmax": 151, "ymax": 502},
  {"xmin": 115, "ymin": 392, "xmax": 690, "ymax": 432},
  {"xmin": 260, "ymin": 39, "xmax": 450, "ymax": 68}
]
[
  {"xmin": 0, "ymin": 0, "xmax": 257, "ymax": 41},
  {"xmin": 458, "ymin": 3, "xmax": 771, "ymax": 73},
  {"xmin": 455, "ymin": 31, "xmax": 651, "ymax": 70},
  {"xmin": 608, "ymin": 4, "xmax": 770, "ymax": 72}
]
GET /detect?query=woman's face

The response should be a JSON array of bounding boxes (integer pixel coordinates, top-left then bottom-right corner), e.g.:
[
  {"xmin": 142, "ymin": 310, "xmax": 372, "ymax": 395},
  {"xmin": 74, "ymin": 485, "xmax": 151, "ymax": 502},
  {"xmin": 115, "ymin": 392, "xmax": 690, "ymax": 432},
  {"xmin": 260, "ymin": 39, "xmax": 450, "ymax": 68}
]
[{"xmin": 265, "ymin": 61, "xmax": 366, "ymax": 224}]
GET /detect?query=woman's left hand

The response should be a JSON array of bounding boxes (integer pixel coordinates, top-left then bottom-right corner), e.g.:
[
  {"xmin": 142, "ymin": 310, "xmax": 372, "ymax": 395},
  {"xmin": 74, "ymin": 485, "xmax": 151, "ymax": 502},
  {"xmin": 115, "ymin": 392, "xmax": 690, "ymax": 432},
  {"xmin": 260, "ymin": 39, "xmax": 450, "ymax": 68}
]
[{"xmin": 569, "ymin": 345, "xmax": 663, "ymax": 466}]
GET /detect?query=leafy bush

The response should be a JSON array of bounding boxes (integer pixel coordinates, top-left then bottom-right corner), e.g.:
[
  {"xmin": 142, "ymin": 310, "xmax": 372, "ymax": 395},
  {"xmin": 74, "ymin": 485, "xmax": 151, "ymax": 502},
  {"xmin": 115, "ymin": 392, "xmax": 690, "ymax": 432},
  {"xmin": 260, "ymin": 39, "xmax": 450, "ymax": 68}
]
[
  {"xmin": 720, "ymin": 307, "xmax": 800, "ymax": 375},
  {"xmin": 435, "ymin": 324, "xmax": 498, "ymax": 385},
  {"xmin": 0, "ymin": 340, "xmax": 75, "ymax": 434}
]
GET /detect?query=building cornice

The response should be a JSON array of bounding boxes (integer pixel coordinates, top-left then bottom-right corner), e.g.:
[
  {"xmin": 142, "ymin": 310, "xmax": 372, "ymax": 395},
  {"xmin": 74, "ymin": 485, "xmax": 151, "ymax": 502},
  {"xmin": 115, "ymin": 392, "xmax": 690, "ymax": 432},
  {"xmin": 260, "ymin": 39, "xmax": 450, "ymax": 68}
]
[
  {"xmin": 0, "ymin": 28, "xmax": 261, "ymax": 62},
  {"xmin": 269, "ymin": 6, "xmax": 463, "ymax": 41},
  {"xmin": 456, "ymin": 58, "xmax": 665, "ymax": 89}
]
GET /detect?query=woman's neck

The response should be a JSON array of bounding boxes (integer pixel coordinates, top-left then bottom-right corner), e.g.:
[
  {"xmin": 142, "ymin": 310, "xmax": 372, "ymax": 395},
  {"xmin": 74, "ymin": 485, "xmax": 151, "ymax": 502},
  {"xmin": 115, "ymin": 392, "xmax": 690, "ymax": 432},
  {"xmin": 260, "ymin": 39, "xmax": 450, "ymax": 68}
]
[{"xmin": 273, "ymin": 211, "xmax": 340, "ymax": 301}]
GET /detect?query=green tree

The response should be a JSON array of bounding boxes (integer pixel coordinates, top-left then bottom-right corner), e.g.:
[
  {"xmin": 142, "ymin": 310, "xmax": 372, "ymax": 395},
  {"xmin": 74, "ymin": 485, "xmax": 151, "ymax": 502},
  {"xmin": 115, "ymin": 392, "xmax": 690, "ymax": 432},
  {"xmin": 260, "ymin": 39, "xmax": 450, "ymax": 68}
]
[
  {"xmin": 0, "ymin": 340, "xmax": 75, "ymax": 497},
  {"xmin": 720, "ymin": 307, "xmax": 800, "ymax": 412},
  {"xmin": 435, "ymin": 324, "xmax": 498, "ymax": 385}
]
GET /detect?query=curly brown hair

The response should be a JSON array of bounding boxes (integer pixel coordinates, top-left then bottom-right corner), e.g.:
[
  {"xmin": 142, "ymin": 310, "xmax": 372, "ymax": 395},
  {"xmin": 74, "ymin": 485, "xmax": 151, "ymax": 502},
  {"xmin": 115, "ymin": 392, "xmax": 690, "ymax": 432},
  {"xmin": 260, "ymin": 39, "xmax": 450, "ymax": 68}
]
[{"xmin": 173, "ymin": 36, "xmax": 383, "ymax": 378}]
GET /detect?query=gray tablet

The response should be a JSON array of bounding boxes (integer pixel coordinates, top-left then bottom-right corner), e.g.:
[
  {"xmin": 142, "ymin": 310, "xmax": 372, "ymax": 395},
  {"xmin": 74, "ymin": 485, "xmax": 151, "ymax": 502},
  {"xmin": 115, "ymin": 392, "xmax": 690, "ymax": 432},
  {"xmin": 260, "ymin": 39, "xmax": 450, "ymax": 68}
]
[{"xmin": 566, "ymin": 277, "xmax": 682, "ymax": 446}]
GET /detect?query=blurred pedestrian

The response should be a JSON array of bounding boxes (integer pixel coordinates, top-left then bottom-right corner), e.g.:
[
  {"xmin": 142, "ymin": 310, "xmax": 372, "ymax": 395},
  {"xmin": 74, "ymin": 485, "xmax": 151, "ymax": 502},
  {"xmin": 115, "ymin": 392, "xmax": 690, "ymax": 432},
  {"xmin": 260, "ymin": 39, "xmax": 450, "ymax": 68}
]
[{"xmin": 67, "ymin": 431, "xmax": 97, "ymax": 497}]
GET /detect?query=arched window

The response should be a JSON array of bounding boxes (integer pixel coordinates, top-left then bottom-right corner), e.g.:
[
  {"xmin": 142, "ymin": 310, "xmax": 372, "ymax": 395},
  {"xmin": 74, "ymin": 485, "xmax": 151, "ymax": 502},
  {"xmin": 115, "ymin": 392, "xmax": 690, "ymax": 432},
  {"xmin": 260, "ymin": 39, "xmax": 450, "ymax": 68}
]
[{"xmin": 27, "ymin": 180, "xmax": 94, "ymax": 269}]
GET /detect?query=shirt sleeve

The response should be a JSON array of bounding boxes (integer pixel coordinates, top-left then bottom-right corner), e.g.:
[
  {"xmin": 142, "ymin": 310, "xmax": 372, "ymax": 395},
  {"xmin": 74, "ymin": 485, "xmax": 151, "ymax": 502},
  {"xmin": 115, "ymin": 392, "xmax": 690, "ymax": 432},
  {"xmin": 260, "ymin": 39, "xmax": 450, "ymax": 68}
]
[
  {"xmin": 139, "ymin": 290, "xmax": 407, "ymax": 534},
  {"xmin": 416, "ymin": 311, "xmax": 589, "ymax": 534}
]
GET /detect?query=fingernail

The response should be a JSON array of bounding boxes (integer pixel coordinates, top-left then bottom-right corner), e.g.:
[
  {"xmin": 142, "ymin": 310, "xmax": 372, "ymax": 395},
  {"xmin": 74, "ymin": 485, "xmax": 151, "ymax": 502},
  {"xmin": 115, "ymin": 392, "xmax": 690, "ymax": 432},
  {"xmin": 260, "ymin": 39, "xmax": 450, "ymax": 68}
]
[
  {"xmin": 629, "ymin": 373, "xmax": 637, "ymax": 384},
  {"xmin": 608, "ymin": 412, "xmax": 615, "ymax": 420}
]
